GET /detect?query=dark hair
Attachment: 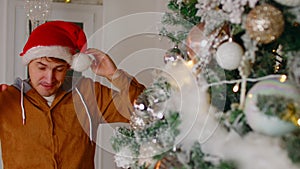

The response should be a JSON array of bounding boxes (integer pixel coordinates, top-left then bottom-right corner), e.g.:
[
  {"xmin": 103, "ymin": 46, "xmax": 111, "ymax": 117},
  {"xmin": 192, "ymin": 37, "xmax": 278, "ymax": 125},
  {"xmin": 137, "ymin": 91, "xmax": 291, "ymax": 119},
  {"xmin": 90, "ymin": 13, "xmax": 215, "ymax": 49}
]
[{"xmin": 42, "ymin": 57, "xmax": 69, "ymax": 64}]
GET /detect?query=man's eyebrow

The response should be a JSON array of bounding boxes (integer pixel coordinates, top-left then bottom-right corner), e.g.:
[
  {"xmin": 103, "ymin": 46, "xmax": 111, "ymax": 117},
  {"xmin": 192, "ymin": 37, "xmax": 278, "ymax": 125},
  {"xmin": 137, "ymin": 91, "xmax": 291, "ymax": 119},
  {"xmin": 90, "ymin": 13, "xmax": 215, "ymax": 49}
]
[
  {"xmin": 36, "ymin": 62, "xmax": 47, "ymax": 66},
  {"xmin": 36, "ymin": 62, "xmax": 67, "ymax": 68},
  {"xmin": 56, "ymin": 64, "xmax": 67, "ymax": 67}
]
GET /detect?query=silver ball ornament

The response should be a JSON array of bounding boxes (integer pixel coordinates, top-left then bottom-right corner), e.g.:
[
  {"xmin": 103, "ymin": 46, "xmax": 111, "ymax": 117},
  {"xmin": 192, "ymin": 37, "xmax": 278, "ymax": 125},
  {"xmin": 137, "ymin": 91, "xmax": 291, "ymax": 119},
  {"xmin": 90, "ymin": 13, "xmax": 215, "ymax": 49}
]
[{"xmin": 164, "ymin": 45, "xmax": 183, "ymax": 64}]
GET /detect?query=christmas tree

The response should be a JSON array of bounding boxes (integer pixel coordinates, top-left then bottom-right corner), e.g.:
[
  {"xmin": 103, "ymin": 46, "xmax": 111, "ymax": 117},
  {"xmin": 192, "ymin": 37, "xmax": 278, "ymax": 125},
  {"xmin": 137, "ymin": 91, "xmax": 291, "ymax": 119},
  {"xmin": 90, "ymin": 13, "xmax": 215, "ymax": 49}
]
[{"xmin": 111, "ymin": 0, "xmax": 300, "ymax": 168}]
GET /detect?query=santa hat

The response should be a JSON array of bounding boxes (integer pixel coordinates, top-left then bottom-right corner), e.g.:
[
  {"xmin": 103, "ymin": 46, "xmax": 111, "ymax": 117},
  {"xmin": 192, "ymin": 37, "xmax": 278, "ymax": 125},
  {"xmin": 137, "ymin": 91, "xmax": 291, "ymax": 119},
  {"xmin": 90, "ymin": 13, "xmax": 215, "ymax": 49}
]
[{"xmin": 20, "ymin": 20, "xmax": 92, "ymax": 72}]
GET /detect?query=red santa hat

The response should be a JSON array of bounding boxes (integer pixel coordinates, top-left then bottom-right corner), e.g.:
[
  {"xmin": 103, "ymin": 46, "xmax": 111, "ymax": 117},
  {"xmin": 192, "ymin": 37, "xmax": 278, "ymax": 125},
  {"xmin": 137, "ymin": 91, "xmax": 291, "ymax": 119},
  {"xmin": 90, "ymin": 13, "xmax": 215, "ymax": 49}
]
[{"xmin": 20, "ymin": 20, "xmax": 92, "ymax": 72}]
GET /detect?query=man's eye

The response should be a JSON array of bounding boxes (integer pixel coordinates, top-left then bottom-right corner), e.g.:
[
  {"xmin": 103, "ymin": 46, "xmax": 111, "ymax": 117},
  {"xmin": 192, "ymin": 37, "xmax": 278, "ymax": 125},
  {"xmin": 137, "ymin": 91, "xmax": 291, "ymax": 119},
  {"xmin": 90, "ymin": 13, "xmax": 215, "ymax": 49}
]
[
  {"xmin": 56, "ymin": 67, "xmax": 65, "ymax": 72},
  {"xmin": 38, "ymin": 67, "xmax": 46, "ymax": 70}
]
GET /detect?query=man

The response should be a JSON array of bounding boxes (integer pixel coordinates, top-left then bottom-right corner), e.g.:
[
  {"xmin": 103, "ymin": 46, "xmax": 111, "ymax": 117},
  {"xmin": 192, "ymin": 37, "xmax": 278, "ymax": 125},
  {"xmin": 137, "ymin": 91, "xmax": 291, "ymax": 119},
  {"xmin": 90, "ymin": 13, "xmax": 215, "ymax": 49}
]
[{"xmin": 0, "ymin": 21, "xmax": 145, "ymax": 168}]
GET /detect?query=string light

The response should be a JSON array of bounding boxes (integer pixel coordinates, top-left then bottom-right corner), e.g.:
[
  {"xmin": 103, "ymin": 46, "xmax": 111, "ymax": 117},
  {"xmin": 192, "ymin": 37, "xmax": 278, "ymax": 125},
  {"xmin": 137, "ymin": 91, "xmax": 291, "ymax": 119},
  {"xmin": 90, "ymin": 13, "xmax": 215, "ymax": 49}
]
[
  {"xmin": 233, "ymin": 83, "xmax": 240, "ymax": 92},
  {"xmin": 297, "ymin": 119, "xmax": 300, "ymax": 126},
  {"xmin": 248, "ymin": 94, "xmax": 253, "ymax": 99},
  {"xmin": 279, "ymin": 75, "xmax": 287, "ymax": 83},
  {"xmin": 202, "ymin": 74, "xmax": 284, "ymax": 89},
  {"xmin": 274, "ymin": 65, "xmax": 280, "ymax": 72},
  {"xmin": 65, "ymin": 0, "xmax": 71, "ymax": 3},
  {"xmin": 185, "ymin": 60, "xmax": 194, "ymax": 68}
]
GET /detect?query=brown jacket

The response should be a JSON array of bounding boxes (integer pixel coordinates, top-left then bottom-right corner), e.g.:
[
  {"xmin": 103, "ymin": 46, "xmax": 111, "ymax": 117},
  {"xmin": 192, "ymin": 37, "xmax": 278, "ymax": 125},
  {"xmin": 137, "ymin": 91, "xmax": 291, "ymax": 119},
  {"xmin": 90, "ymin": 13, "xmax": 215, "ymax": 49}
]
[{"xmin": 0, "ymin": 70, "xmax": 145, "ymax": 169}]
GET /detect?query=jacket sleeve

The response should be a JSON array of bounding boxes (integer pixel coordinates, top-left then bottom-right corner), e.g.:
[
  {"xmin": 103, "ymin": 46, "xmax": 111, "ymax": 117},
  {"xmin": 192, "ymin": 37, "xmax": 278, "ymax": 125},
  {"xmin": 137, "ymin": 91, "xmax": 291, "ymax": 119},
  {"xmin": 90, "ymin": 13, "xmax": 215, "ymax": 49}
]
[{"xmin": 95, "ymin": 69, "xmax": 145, "ymax": 123}]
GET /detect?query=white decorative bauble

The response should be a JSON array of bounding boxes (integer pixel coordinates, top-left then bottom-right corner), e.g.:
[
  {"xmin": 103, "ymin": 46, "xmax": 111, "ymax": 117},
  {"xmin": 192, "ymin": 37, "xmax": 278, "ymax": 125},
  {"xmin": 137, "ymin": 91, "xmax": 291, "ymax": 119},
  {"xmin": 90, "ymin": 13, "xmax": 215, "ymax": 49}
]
[
  {"xmin": 216, "ymin": 41, "xmax": 244, "ymax": 70},
  {"xmin": 71, "ymin": 53, "xmax": 92, "ymax": 72},
  {"xmin": 244, "ymin": 78, "xmax": 299, "ymax": 136},
  {"xmin": 274, "ymin": 0, "xmax": 300, "ymax": 7}
]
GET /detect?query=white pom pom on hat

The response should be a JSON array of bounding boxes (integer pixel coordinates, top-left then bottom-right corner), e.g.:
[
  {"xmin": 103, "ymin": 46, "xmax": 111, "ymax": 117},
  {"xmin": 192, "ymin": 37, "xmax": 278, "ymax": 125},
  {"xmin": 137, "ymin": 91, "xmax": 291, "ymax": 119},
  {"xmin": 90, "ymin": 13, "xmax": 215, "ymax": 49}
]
[
  {"xmin": 71, "ymin": 53, "xmax": 92, "ymax": 72},
  {"xmin": 20, "ymin": 20, "xmax": 92, "ymax": 72}
]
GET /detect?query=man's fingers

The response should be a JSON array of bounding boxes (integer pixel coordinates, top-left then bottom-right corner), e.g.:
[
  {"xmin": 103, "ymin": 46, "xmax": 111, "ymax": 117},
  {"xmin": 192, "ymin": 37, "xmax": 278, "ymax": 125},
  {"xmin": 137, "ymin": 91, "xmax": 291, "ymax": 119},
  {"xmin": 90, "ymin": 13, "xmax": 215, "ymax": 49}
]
[{"xmin": 0, "ymin": 84, "xmax": 8, "ymax": 92}]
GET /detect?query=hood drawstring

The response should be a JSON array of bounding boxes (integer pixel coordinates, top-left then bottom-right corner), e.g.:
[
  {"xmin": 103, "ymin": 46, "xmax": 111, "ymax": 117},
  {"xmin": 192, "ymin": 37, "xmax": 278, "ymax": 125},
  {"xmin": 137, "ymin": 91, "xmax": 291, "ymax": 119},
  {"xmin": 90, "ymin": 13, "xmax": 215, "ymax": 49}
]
[
  {"xmin": 21, "ymin": 80, "xmax": 26, "ymax": 125},
  {"xmin": 19, "ymin": 80, "xmax": 92, "ymax": 141},
  {"xmin": 75, "ymin": 87, "xmax": 93, "ymax": 142}
]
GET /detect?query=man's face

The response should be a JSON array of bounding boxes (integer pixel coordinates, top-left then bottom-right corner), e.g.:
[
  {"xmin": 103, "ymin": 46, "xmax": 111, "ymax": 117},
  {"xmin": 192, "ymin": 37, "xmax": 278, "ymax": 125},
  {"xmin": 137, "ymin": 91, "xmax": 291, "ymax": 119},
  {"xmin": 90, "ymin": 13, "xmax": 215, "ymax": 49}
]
[{"xmin": 28, "ymin": 57, "xmax": 69, "ymax": 97}]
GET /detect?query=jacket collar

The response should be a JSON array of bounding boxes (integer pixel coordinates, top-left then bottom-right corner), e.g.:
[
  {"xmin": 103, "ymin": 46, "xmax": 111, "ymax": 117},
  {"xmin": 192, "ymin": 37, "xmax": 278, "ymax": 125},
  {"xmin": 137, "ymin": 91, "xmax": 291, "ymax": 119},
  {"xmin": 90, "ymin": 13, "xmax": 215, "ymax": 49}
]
[{"xmin": 12, "ymin": 76, "xmax": 82, "ymax": 93}]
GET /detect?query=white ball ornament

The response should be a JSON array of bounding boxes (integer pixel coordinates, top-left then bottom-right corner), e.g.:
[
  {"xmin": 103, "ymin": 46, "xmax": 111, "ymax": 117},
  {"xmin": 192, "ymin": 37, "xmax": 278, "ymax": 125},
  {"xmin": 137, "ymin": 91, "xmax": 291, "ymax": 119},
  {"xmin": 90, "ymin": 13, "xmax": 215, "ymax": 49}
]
[
  {"xmin": 216, "ymin": 41, "xmax": 243, "ymax": 70},
  {"xmin": 274, "ymin": 0, "xmax": 300, "ymax": 7},
  {"xmin": 71, "ymin": 53, "xmax": 92, "ymax": 72},
  {"xmin": 244, "ymin": 78, "xmax": 299, "ymax": 136}
]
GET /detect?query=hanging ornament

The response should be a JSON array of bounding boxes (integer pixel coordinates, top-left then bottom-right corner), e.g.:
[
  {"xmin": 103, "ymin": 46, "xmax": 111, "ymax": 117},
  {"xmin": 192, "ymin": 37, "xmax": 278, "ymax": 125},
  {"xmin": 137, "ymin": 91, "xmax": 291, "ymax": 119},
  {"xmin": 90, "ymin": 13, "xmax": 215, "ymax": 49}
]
[
  {"xmin": 272, "ymin": 44, "xmax": 284, "ymax": 73},
  {"xmin": 24, "ymin": 0, "xmax": 52, "ymax": 30},
  {"xmin": 186, "ymin": 23, "xmax": 212, "ymax": 61},
  {"xmin": 164, "ymin": 45, "xmax": 183, "ymax": 64},
  {"xmin": 274, "ymin": 0, "xmax": 300, "ymax": 7},
  {"xmin": 186, "ymin": 23, "xmax": 230, "ymax": 66},
  {"xmin": 244, "ymin": 78, "xmax": 300, "ymax": 136},
  {"xmin": 215, "ymin": 41, "xmax": 244, "ymax": 70},
  {"xmin": 245, "ymin": 4, "xmax": 285, "ymax": 44},
  {"xmin": 211, "ymin": 24, "xmax": 230, "ymax": 49},
  {"xmin": 130, "ymin": 79, "xmax": 170, "ymax": 130}
]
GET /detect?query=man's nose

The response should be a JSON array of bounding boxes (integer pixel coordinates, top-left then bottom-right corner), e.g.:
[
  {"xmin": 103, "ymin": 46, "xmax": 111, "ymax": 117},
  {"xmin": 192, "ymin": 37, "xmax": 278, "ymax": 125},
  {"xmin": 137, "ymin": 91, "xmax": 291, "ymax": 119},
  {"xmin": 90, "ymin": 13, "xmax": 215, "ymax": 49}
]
[{"xmin": 45, "ymin": 70, "xmax": 55, "ymax": 83}]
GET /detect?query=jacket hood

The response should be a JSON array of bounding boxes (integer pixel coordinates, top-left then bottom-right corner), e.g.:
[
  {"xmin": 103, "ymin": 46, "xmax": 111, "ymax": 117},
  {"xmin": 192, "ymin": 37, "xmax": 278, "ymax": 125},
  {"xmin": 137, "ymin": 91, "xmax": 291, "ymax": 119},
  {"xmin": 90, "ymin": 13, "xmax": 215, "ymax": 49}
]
[
  {"xmin": 12, "ymin": 76, "xmax": 82, "ymax": 93},
  {"xmin": 12, "ymin": 76, "xmax": 88, "ymax": 129}
]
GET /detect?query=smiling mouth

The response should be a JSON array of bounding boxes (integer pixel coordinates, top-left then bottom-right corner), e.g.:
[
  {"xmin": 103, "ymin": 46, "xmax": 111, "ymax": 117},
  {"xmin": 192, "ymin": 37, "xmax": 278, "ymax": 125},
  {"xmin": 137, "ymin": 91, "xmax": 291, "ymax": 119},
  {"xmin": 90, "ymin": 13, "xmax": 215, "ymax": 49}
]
[
  {"xmin": 40, "ymin": 83, "xmax": 56, "ymax": 89},
  {"xmin": 42, "ymin": 85, "xmax": 54, "ymax": 90}
]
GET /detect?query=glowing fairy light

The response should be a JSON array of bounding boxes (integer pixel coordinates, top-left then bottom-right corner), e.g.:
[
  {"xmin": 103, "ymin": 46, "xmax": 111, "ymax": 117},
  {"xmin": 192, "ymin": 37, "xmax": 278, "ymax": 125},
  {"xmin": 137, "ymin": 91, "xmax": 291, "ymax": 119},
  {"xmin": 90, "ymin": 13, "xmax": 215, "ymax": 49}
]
[
  {"xmin": 248, "ymin": 93, "xmax": 253, "ymax": 99},
  {"xmin": 185, "ymin": 60, "xmax": 194, "ymax": 69},
  {"xmin": 233, "ymin": 83, "xmax": 240, "ymax": 92},
  {"xmin": 279, "ymin": 75, "xmax": 287, "ymax": 83}
]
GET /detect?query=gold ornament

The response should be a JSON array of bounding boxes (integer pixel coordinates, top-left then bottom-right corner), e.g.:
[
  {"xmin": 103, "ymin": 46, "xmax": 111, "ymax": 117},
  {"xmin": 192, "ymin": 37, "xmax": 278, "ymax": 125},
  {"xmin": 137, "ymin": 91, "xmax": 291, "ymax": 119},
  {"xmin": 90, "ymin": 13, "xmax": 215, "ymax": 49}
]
[
  {"xmin": 281, "ymin": 103, "xmax": 300, "ymax": 127},
  {"xmin": 245, "ymin": 4, "xmax": 284, "ymax": 44}
]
